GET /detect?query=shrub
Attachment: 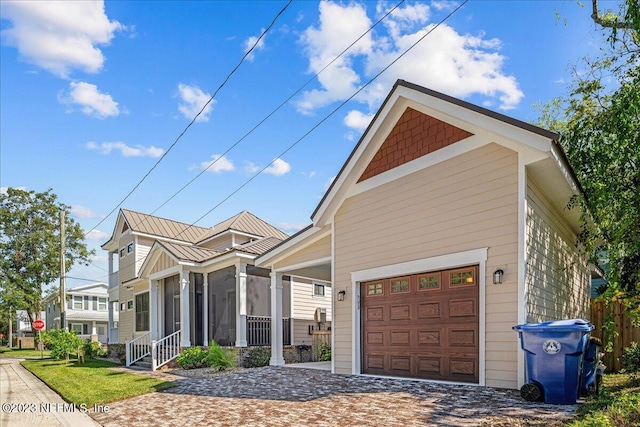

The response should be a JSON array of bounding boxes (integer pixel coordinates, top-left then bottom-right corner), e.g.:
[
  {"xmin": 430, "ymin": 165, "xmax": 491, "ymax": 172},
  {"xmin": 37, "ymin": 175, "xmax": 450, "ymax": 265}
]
[
  {"xmin": 621, "ymin": 342, "xmax": 640, "ymax": 373},
  {"xmin": 315, "ymin": 342, "xmax": 331, "ymax": 362},
  {"xmin": 176, "ymin": 346, "xmax": 209, "ymax": 369},
  {"xmin": 45, "ymin": 329, "xmax": 83, "ymax": 361},
  {"xmin": 244, "ymin": 347, "xmax": 271, "ymax": 368},
  {"xmin": 83, "ymin": 340, "xmax": 107, "ymax": 359},
  {"xmin": 207, "ymin": 341, "xmax": 235, "ymax": 371}
]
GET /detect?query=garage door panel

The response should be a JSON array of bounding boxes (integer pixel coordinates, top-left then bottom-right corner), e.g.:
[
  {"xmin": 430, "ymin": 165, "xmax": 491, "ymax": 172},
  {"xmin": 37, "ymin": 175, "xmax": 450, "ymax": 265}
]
[
  {"xmin": 418, "ymin": 301, "xmax": 441, "ymax": 318},
  {"xmin": 418, "ymin": 329, "xmax": 442, "ymax": 346},
  {"xmin": 449, "ymin": 298, "xmax": 477, "ymax": 317},
  {"xmin": 389, "ymin": 330, "xmax": 411, "ymax": 345},
  {"xmin": 390, "ymin": 304, "xmax": 411, "ymax": 320},
  {"xmin": 449, "ymin": 328, "xmax": 477, "ymax": 347},
  {"xmin": 362, "ymin": 265, "xmax": 479, "ymax": 383},
  {"xmin": 365, "ymin": 306, "xmax": 385, "ymax": 321}
]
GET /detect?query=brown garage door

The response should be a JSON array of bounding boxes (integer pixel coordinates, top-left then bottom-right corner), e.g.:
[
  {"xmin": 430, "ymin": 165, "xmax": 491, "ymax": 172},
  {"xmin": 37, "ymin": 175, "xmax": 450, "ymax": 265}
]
[{"xmin": 361, "ymin": 265, "xmax": 479, "ymax": 383}]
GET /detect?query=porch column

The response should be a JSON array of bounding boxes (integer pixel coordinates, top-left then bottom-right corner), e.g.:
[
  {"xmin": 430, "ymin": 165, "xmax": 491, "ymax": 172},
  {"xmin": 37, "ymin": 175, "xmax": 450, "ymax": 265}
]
[
  {"xmin": 180, "ymin": 269, "xmax": 191, "ymax": 347},
  {"xmin": 202, "ymin": 274, "xmax": 209, "ymax": 346},
  {"xmin": 92, "ymin": 321, "xmax": 97, "ymax": 335},
  {"xmin": 270, "ymin": 270, "xmax": 285, "ymax": 366},
  {"xmin": 236, "ymin": 263, "xmax": 248, "ymax": 347},
  {"xmin": 149, "ymin": 279, "xmax": 158, "ymax": 340},
  {"xmin": 107, "ymin": 301, "xmax": 114, "ymax": 343}
]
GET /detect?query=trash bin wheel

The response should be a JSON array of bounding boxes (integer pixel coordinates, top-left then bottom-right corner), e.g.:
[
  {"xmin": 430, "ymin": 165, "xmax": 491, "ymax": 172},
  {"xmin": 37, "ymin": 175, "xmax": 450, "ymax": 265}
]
[
  {"xmin": 520, "ymin": 382, "xmax": 543, "ymax": 402},
  {"xmin": 595, "ymin": 373, "xmax": 603, "ymax": 397}
]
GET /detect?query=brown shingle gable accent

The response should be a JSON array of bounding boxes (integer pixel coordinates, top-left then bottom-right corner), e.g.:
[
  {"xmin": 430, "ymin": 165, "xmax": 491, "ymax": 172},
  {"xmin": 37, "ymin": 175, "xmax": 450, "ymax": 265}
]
[{"xmin": 357, "ymin": 107, "xmax": 474, "ymax": 183}]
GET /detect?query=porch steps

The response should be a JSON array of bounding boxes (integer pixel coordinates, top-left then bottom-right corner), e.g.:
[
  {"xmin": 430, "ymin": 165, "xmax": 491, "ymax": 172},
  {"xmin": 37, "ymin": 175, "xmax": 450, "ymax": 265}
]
[{"xmin": 131, "ymin": 355, "xmax": 152, "ymax": 370}]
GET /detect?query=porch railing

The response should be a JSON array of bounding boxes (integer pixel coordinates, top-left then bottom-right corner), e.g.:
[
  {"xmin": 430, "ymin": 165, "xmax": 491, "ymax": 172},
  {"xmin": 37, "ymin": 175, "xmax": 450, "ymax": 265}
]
[
  {"xmin": 152, "ymin": 329, "xmax": 181, "ymax": 371},
  {"xmin": 247, "ymin": 316, "xmax": 290, "ymax": 346},
  {"xmin": 125, "ymin": 332, "xmax": 151, "ymax": 367}
]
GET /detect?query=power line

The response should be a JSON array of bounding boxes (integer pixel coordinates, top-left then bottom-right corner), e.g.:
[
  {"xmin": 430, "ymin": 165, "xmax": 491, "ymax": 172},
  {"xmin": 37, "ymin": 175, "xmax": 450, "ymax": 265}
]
[
  {"xmin": 128, "ymin": 0, "xmax": 408, "ymax": 229},
  {"xmin": 175, "ymin": 0, "xmax": 469, "ymax": 239},
  {"xmin": 84, "ymin": 0, "xmax": 293, "ymax": 238}
]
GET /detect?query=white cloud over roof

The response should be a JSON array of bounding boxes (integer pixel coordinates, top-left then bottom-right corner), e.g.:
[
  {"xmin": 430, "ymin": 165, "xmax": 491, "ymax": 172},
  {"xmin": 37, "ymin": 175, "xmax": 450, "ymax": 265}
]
[
  {"xmin": 297, "ymin": 1, "xmax": 523, "ymax": 116},
  {"xmin": 1, "ymin": 1, "xmax": 123, "ymax": 78}
]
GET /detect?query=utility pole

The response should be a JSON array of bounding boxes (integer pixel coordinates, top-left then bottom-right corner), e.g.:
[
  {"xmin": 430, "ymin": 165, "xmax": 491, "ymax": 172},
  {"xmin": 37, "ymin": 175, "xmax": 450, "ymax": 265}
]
[
  {"xmin": 8, "ymin": 306, "xmax": 12, "ymax": 348},
  {"xmin": 60, "ymin": 210, "xmax": 66, "ymax": 331}
]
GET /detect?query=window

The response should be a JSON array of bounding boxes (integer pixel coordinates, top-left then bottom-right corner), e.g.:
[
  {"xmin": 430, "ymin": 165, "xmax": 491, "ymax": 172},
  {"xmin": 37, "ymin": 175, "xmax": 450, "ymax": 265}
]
[
  {"xmin": 451, "ymin": 269, "xmax": 475, "ymax": 286},
  {"xmin": 135, "ymin": 292, "xmax": 149, "ymax": 332},
  {"xmin": 313, "ymin": 283, "xmax": 325, "ymax": 296},
  {"xmin": 120, "ymin": 248, "xmax": 125, "ymax": 258},
  {"xmin": 98, "ymin": 297, "xmax": 107, "ymax": 311},
  {"xmin": 71, "ymin": 324, "xmax": 82, "ymax": 333},
  {"xmin": 127, "ymin": 300, "xmax": 133, "ymax": 310},
  {"xmin": 419, "ymin": 273, "xmax": 440, "ymax": 290},
  {"xmin": 367, "ymin": 282, "xmax": 383, "ymax": 295},
  {"xmin": 390, "ymin": 277, "xmax": 409, "ymax": 293},
  {"xmin": 127, "ymin": 242, "xmax": 134, "ymax": 254},
  {"xmin": 120, "ymin": 302, "xmax": 127, "ymax": 311},
  {"xmin": 73, "ymin": 295, "xmax": 83, "ymax": 310}
]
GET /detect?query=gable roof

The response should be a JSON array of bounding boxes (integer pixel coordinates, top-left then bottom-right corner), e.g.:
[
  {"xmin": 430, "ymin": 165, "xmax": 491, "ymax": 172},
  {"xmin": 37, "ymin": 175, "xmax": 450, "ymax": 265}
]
[
  {"xmin": 197, "ymin": 210, "xmax": 289, "ymax": 243},
  {"xmin": 311, "ymin": 79, "xmax": 579, "ymax": 227},
  {"xmin": 156, "ymin": 241, "xmax": 222, "ymax": 263},
  {"xmin": 120, "ymin": 208, "xmax": 209, "ymax": 244}
]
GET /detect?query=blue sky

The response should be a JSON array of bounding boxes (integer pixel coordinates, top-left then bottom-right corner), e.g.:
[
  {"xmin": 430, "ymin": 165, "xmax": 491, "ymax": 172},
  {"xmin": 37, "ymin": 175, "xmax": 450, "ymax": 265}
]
[{"xmin": 0, "ymin": 1, "xmax": 610, "ymax": 289}]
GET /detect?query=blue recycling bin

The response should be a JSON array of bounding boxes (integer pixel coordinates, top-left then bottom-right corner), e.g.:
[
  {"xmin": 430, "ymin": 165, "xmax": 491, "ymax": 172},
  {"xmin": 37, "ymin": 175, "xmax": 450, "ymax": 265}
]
[
  {"xmin": 581, "ymin": 337, "xmax": 603, "ymax": 397},
  {"xmin": 513, "ymin": 319, "xmax": 594, "ymax": 404}
]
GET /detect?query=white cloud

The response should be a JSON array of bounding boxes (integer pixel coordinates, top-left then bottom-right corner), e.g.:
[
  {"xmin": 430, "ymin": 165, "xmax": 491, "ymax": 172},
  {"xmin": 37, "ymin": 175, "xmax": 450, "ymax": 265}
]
[
  {"xmin": 264, "ymin": 158, "xmax": 291, "ymax": 176},
  {"xmin": 244, "ymin": 158, "xmax": 291, "ymax": 176},
  {"xmin": 1, "ymin": 1, "xmax": 123, "ymax": 78},
  {"xmin": 85, "ymin": 229, "xmax": 110, "ymax": 241},
  {"xmin": 297, "ymin": 1, "xmax": 523, "ymax": 114},
  {"xmin": 86, "ymin": 141, "xmax": 164, "ymax": 158},
  {"xmin": 344, "ymin": 110, "xmax": 374, "ymax": 131},
  {"xmin": 70, "ymin": 205, "xmax": 103, "ymax": 219},
  {"xmin": 243, "ymin": 29, "xmax": 266, "ymax": 61},
  {"xmin": 177, "ymin": 83, "xmax": 214, "ymax": 122},
  {"xmin": 195, "ymin": 154, "xmax": 235, "ymax": 174},
  {"xmin": 278, "ymin": 222, "xmax": 309, "ymax": 233},
  {"xmin": 59, "ymin": 81, "xmax": 119, "ymax": 118}
]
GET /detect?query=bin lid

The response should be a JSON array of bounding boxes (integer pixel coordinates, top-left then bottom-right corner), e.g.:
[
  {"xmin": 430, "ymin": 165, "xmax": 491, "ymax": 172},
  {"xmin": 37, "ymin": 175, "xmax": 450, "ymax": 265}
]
[{"xmin": 513, "ymin": 318, "xmax": 594, "ymax": 332}]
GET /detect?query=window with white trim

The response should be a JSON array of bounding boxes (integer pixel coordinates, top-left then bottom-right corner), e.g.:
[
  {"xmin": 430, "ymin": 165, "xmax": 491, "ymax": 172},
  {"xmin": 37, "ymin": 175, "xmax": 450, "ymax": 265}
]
[
  {"xmin": 73, "ymin": 295, "xmax": 83, "ymax": 310},
  {"xmin": 313, "ymin": 282, "xmax": 325, "ymax": 296},
  {"xmin": 70, "ymin": 324, "xmax": 82, "ymax": 333},
  {"xmin": 135, "ymin": 292, "xmax": 149, "ymax": 332},
  {"xmin": 98, "ymin": 297, "xmax": 107, "ymax": 311}
]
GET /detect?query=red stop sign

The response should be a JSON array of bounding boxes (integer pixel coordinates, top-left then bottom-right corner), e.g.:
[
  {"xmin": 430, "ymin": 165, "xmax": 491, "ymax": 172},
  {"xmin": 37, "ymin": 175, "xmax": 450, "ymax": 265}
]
[{"xmin": 32, "ymin": 319, "xmax": 45, "ymax": 331}]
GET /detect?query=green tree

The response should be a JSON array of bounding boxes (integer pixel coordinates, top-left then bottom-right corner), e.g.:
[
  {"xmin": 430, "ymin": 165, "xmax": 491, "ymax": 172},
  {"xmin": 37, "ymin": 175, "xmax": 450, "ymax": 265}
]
[
  {"xmin": 538, "ymin": 0, "xmax": 640, "ymax": 318},
  {"xmin": 0, "ymin": 188, "xmax": 94, "ymax": 327}
]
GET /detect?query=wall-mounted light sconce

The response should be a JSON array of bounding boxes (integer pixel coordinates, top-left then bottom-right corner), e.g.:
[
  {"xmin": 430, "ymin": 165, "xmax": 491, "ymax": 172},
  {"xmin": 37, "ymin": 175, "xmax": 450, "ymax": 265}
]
[
  {"xmin": 337, "ymin": 290, "xmax": 346, "ymax": 301},
  {"xmin": 493, "ymin": 269, "xmax": 504, "ymax": 284}
]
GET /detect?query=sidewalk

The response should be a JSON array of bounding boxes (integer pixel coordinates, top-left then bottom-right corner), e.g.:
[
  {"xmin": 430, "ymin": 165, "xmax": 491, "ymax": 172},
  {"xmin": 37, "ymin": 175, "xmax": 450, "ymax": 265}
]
[{"xmin": 0, "ymin": 358, "xmax": 101, "ymax": 427}]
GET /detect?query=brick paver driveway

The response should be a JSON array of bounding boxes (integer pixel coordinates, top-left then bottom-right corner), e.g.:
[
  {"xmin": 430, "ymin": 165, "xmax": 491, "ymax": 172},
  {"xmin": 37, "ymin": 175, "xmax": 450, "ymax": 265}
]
[{"xmin": 91, "ymin": 366, "xmax": 577, "ymax": 426}]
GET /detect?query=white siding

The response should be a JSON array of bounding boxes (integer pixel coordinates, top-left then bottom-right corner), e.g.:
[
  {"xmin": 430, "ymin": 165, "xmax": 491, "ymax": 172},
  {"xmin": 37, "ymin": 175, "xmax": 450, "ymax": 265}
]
[{"xmin": 525, "ymin": 176, "xmax": 590, "ymax": 322}]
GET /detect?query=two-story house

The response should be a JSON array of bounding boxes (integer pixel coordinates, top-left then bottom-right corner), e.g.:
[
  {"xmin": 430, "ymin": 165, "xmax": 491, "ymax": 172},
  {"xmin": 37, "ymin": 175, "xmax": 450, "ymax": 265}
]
[
  {"xmin": 101, "ymin": 209, "xmax": 332, "ymax": 369},
  {"xmin": 44, "ymin": 282, "xmax": 114, "ymax": 343}
]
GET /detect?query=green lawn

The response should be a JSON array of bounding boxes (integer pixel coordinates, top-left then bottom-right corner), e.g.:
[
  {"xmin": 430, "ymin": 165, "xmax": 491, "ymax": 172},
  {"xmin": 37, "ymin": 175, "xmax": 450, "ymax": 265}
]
[
  {"xmin": 0, "ymin": 347, "xmax": 51, "ymax": 358},
  {"xmin": 566, "ymin": 374, "xmax": 640, "ymax": 426},
  {"xmin": 21, "ymin": 359, "xmax": 174, "ymax": 406}
]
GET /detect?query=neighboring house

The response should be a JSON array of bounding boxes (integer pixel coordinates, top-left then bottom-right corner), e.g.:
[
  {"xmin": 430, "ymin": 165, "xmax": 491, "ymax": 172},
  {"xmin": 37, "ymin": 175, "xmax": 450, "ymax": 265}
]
[
  {"xmin": 14, "ymin": 310, "xmax": 46, "ymax": 337},
  {"xmin": 101, "ymin": 209, "xmax": 331, "ymax": 368},
  {"xmin": 44, "ymin": 282, "xmax": 114, "ymax": 344},
  {"xmin": 256, "ymin": 80, "xmax": 591, "ymax": 390}
]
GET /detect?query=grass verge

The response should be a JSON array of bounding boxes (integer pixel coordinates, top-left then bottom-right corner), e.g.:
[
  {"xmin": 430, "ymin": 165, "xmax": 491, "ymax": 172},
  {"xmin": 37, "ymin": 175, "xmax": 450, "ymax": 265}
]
[
  {"xmin": 0, "ymin": 347, "xmax": 51, "ymax": 358},
  {"xmin": 21, "ymin": 359, "xmax": 174, "ymax": 406},
  {"xmin": 566, "ymin": 373, "xmax": 640, "ymax": 426}
]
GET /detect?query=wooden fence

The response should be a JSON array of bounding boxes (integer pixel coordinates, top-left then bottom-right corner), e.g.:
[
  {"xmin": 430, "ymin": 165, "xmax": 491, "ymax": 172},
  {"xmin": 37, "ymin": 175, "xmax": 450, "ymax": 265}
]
[
  {"xmin": 311, "ymin": 331, "xmax": 331, "ymax": 362},
  {"xmin": 590, "ymin": 300, "xmax": 640, "ymax": 372}
]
